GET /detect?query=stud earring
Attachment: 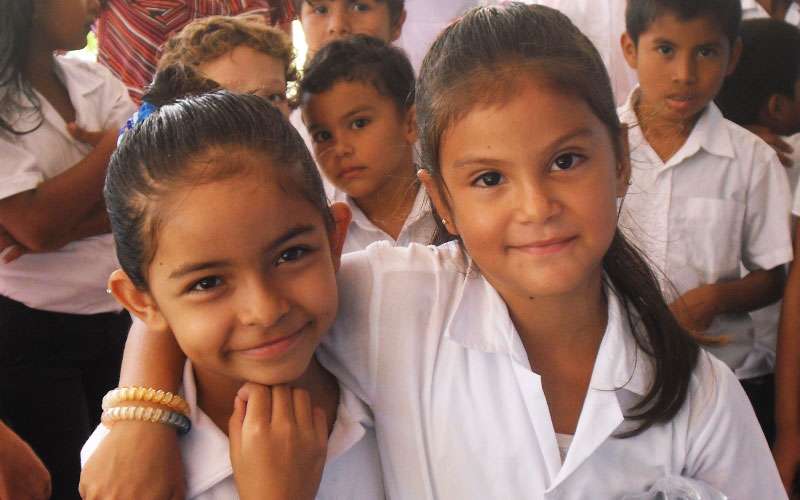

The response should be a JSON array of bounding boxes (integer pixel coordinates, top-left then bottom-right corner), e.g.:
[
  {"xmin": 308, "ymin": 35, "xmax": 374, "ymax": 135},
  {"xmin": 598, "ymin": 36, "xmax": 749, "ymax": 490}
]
[{"xmin": 441, "ymin": 218, "xmax": 448, "ymax": 226}]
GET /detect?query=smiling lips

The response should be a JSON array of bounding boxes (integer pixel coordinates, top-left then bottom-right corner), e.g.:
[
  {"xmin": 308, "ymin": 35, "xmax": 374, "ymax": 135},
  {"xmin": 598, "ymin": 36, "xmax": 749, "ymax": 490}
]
[
  {"xmin": 338, "ymin": 166, "xmax": 367, "ymax": 180},
  {"xmin": 509, "ymin": 236, "xmax": 577, "ymax": 256},
  {"xmin": 235, "ymin": 326, "xmax": 307, "ymax": 360}
]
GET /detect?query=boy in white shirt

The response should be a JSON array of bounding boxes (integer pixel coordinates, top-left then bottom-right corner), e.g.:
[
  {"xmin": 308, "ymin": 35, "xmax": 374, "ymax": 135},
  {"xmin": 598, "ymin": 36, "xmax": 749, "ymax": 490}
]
[
  {"xmin": 618, "ymin": 0, "xmax": 793, "ymax": 417},
  {"xmin": 299, "ymin": 35, "xmax": 436, "ymax": 252}
]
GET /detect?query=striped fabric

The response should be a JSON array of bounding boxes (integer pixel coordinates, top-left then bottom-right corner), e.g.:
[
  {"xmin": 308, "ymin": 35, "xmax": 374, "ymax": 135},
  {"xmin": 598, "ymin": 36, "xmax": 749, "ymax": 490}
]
[{"xmin": 96, "ymin": 1, "xmax": 295, "ymax": 103}]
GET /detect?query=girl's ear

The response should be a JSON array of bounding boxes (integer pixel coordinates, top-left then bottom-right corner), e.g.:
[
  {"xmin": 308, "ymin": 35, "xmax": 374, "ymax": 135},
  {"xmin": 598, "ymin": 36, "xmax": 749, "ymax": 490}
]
[
  {"xmin": 767, "ymin": 93, "xmax": 784, "ymax": 120},
  {"xmin": 418, "ymin": 169, "xmax": 458, "ymax": 236},
  {"xmin": 616, "ymin": 125, "xmax": 632, "ymax": 198},
  {"xmin": 404, "ymin": 105, "xmax": 418, "ymax": 145},
  {"xmin": 328, "ymin": 202, "xmax": 352, "ymax": 271},
  {"xmin": 108, "ymin": 269, "xmax": 169, "ymax": 334},
  {"xmin": 620, "ymin": 32, "xmax": 638, "ymax": 70}
]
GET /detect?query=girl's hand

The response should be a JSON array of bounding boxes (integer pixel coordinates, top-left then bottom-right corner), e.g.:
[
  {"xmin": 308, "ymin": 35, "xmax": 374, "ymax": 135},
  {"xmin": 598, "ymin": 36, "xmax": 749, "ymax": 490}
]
[
  {"xmin": 0, "ymin": 227, "xmax": 26, "ymax": 263},
  {"xmin": 79, "ymin": 421, "xmax": 186, "ymax": 500},
  {"xmin": 229, "ymin": 383, "xmax": 328, "ymax": 500},
  {"xmin": 0, "ymin": 422, "xmax": 51, "ymax": 500},
  {"xmin": 774, "ymin": 429, "xmax": 800, "ymax": 496}
]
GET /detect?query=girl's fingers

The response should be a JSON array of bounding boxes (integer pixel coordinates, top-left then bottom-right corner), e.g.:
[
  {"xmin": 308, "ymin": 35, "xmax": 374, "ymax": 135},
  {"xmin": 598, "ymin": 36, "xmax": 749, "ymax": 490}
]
[
  {"xmin": 229, "ymin": 394, "xmax": 246, "ymax": 457},
  {"xmin": 292, "ymin": 388, "xmax": 313, "ymax": 429},
  {"xmin": 242, "ymin": 383, "xmax": 272, "ymax": 426},
  {"xmin": 313, "ymin": 407, "xmax": 329, "ymax": 447},
  {"xmin": 271, "ymin": 385, "xmax": 294, "ymax": 424}
]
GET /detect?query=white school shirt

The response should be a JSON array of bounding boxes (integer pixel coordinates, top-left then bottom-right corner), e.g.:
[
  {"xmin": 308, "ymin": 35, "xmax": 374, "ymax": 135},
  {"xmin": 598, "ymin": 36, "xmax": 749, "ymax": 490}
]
[
  {"xmin": 742, "ymin": 0, "xmax": 800, "ymax": 24},
  {"xmin": 487, "ymin": 0, "xmax": 637, "ymax": 104},
  {"xmin": 618, "ymin": 89, "xmax": 793, "ymax": 377},
  {"xmin": 319, "ymin": 242, "xmax": 786, "ymax": 499},
  {"xmin": 81, "ymin": 362, "xmax": 385, "ymax": 500},
  {"xmin": 0, "ymin": 56, "xmax": 135, "ymax": 314},
  {"xmin": 329, "ymin": 186, "xmax": 436, "ymax": 254}
]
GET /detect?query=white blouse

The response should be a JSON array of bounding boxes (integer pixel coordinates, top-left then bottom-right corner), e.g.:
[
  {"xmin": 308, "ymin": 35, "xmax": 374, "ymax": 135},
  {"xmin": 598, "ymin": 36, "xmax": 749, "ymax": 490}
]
[{"xmin": 320, "ymin": 242, "xmax": 786, "ymax": 499}]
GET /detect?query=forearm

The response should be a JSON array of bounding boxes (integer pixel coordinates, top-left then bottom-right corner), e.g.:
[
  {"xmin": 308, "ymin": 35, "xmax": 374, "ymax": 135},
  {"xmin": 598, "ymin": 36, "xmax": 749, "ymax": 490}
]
[
  {"xmin": 0, "ymin": 129, "xmax": 118, "ymax": 251},
  {"xmin": 39, "ymin": 202, "xmax": 111, "ymax": 250},
  {"xmin": 710, "ymin": 267, "xmax": 786, "ymax": 315},
  {"xmin": 119, "ymin": 318, "xmax": 185, "ymax": 391}
]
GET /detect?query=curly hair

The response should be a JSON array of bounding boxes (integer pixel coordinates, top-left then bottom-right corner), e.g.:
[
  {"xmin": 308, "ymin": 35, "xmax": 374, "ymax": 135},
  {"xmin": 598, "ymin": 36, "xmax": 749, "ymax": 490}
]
[{"xmin": 158, "ymin": 15, "xmax": 298, "ymax": 84}]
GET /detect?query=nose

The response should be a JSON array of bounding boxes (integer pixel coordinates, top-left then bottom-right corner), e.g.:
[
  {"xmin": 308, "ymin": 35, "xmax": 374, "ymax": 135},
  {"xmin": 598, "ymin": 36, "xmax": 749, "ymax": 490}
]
[
  {"xmin": 515, "ymin": 179, "xmax": 561, "ymax": 225},
  {"xmin": 327, "ymin": 8, "xmax": 352, "ymax": 37},
  {"xmin": 332, "ymin": 136, "xmax": 354, "ymax": 159},
  {"xmin": 672, "ymin": 53, "xmax": 698, "ymax": 85},
  {"xmin": 238, "ymin": 276, "xmax": 290, "ymax": 328}
]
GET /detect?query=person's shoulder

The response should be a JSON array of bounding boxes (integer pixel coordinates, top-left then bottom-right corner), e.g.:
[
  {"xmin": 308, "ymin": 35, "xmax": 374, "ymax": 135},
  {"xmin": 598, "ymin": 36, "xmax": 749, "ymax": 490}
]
[
  {"xmin": 720, "ymin": 116, "xmax": 782, "ymax": 166},
  {"xmin": 344, "ymin": 240, "xmax": 465, "ymax": 276},
  {"xmin": 56, "ymin": 55, "xmax": 118, "ymax": 84},
  {"xmin": 684, "ymin": 350, "xmax": 746, "ymax": 420}
]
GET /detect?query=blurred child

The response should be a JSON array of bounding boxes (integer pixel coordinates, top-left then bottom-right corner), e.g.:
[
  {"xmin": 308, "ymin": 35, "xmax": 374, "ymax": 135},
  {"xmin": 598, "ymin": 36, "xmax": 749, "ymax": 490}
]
[
  {"xmin": 618, "ymin": 0, "xmax": 793, "ymax": 452},
  {"xmin": 157, "ymin": 15, "xmax": 297, "ymax": 117},
  {"xmin": 0, "ymin": 0, "xmax": 135, "ymax": 498},
  {"xmin": 80, "ymin": 92, "xmax": 383, "ymax": 500},
  {"xmin": 299, "ymin": 36, "xmax": 435, "ymax": 251},
  {"xmin": 79, "ymin": 5, "xmax": 786, "ymax": 498}
]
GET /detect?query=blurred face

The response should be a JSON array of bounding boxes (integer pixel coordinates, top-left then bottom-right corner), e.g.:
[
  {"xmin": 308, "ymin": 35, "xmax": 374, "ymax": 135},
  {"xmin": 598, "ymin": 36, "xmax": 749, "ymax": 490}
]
[
  {"xmin": 299, "ymin": 0, "xmax": 404, "ymax": 54},
  {"xmin": 622, "ymin": 13, "xmax": 741, "ymax": 126},
  {"xmin": 769, "ymin": 79, "xmax": 800, "ymax": 136},
  {"xmin": 198, "ymin": 46, "xmax": 290, "ymax": 117},
  {"xmin": 144, "ymin": 151, "xmax": 340, "ymax": 386},
  {"xmin": 303, "ymin": 80, "xmax": 416, "ymax": 201},
  {"xmin": 34, "ymin": 0, "xmax": 99, "ymax": 51},
  {"xmin": 428, "ymin": 78, "xmax": 628, "ymax": 307}
]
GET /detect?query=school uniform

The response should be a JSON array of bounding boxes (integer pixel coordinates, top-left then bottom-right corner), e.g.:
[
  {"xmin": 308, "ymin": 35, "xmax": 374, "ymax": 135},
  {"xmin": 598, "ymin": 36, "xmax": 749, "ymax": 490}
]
[
  {"xmin": 81, "ymin": 361, "xmax": 385, "ymax": 500},
  {"xmin": 0, "ymin": 55, "xmax": 135, "ymax": 500},
  {"xmin": 329, "ymin": 186, "xmax": 436, "ymax": 253},
  {"xmin": 319, "ymin": 241, "xmax": 786, "ymax": 499},
  {"xmin": 618, "ymin": 88, "xmax": 793, "ymax": 380}
]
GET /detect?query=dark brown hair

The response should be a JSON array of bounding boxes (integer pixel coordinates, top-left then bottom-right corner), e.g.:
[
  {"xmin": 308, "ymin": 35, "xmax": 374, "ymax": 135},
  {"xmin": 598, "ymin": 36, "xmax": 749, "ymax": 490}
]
[
  {"xmin": 105, "ymin": 92, "xmax": 330, "ymax": 289},
  {"xmin": 417, "ymin": 3, "xmax": 699, "ymax": 436},
  {"xmin": 292, "ymin": 0, "xmax": 405, "ymax": 26}
]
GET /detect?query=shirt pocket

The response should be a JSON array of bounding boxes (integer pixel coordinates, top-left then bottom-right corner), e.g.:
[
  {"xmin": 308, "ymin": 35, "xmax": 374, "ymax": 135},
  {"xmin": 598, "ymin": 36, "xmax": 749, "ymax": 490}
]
[{"xmin": 672, "ymin": 197, "xmax": 745, "ymax": 285}]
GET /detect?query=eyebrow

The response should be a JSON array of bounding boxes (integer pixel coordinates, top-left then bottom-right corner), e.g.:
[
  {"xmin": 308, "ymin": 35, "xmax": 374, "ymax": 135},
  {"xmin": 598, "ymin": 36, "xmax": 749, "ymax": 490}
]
[
  {"xmin": 168, "ymin": 224, "xmax": 316, "ymax": 280},
  {"xmin": 451, "ymin": 127, "xmax": 596, "ymax": 169},
  {"xmin": 307, "ymin": 105, "xmax": 374, "ymax": 132}
]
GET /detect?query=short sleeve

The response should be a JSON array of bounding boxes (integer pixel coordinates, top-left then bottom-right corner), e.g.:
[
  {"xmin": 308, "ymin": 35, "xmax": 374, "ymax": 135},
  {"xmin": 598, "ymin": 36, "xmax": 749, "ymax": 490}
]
[
  {"xmin": 0, "ymin": 138, "xmax": 45, "ymax": 201},
  {"xmin": 684, "ymin": 354, "xmax": 787, "ymax": 499},
  {"xmin": 95, "ymin": 64, "xmax": 137, "ymax": 131},
  {"xmin": 741, "ymin": 147, "xmax": 793, "ymax": 271},
  {"xmin": 793, "ymin": 180, "xmax": 800, "ymax": 217},
  {"xmin": 319, "ymin": 248, "xmax": 381, "ymax": 406}
]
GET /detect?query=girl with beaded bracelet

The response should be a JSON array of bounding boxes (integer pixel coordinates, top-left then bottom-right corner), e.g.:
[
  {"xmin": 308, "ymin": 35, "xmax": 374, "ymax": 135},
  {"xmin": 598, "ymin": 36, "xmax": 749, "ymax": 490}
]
[{"xmin": 79, "ymin": 91, "xmax": 382, "ymax": 500}]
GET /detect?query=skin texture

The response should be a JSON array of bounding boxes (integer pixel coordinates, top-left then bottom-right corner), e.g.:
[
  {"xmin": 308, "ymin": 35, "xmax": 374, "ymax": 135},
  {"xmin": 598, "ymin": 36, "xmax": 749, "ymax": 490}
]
[
  {"xmin": 198, "ymin": 46, "xmax": 291, "ymax": 117},
  {"xmin": 0, "ymin": 421, "xmax": 51, "ymax": 500},
  {"xmin": 303, "ymin": 80, "xmax": 418, "ymax": 238},
  {"xmin": 299, "ymin": 0, "xmax": 404, "ymax": 55},
  {"xmin": 421, "ymin": 76, "xmax": 630, "ymax": 434}
]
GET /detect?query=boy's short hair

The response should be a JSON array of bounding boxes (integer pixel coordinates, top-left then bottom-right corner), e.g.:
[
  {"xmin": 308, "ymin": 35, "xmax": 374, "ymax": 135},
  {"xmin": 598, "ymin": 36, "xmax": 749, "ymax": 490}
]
[
  {"xmin": 300, "ymin": 35, "xmax": 415, "ymax": 111},
  {"xmin": 292, "ymin": 0, "xmax": 405, "ymax": 26},
  {"xmin": 717, "ymin": 19, "xmax": 800, "ymax": 125},
  {"xmin": 626, "ymin": 0, "xmax": 742, "ymax": 46},
  {"xmin": 158, "ymin": 15, "xmax": 298, "ymax": 84}
]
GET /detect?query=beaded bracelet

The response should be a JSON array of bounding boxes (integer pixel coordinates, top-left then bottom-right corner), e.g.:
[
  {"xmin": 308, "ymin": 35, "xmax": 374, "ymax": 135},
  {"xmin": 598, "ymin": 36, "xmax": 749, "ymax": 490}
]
[
  {"xmin": 102, "ymin": 405, "xmax": 192, "ymax": 435},
  {"xmin": 102, "ymin": 386, "xmax": 190, "ymax": 417}
]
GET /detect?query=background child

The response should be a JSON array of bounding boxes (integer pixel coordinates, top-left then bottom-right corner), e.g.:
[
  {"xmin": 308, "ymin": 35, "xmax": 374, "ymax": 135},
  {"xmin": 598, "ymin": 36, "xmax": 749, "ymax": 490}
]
[
  {"xmin": 618, "ymin": 0, "xmax": 793, "ymax": 448},
  {"xmin": 81, "ymin": 4, "xmax": 785, "ymax": 498},
  {"xmin": 156, "ymin": 15, "xmax": 297, "ymax": 117},
  {"xmin": 715, "ymin": 18, "xmax": 800, "ymax": 452},
  {"xmin": 0, "ymin": 0, "xmax": 135, "ymax": 498},
  {"xmin": 299, "ymin": 35, "xmax": 435, "ymax": 251},
  {"xmin": 80, "ymin": 92, "xmax": 383, "ymax": 500}
]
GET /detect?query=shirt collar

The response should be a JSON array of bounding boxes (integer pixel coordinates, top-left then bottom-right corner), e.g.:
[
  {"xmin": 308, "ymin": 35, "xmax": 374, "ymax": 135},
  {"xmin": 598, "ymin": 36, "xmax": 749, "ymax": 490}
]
[
  {"xmin": 444, "ymin": 266, "xmax": 652, "ymax": 396},
  {"xmin": 619, "ymin": 87, "xmax": 735, "ymax": 166},
  {"xmin": 332, "ymin": 184, "xmax": 432, "ymax": 233}
]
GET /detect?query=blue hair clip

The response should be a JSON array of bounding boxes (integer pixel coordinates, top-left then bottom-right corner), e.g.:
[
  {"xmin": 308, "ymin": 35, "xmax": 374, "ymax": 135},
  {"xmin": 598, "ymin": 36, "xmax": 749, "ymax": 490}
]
[{"xmin": 118, "ymin": 100, "xmax": 159, "ymax": 145}]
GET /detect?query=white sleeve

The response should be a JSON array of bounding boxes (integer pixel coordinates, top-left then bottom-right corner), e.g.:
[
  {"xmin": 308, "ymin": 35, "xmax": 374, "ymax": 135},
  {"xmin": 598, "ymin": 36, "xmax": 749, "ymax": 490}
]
[
  {"xmin": 741, "ymin": 149, "xmax": 793, "ymax": 271},
  {"xmin": 0, "ymin": 138, "xmax": 44, "ymax": 201},
  {"xmin": 684, "ymin": 354, "xmax": 788, "ymax": 500},
  {"xmin": 80, "ymin": 424, "xmax": 111, "ymax": 468},
  {"xmin": 95, "ymin": 64, "xmax": 137, "ymax": 131},
  {"xmin": 793, "ymin": 180, "xmax": 800, "ymax": 217},
  {"xmin": 319, "ymin": 248, "xmax": 381, "ymax": 406}
]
